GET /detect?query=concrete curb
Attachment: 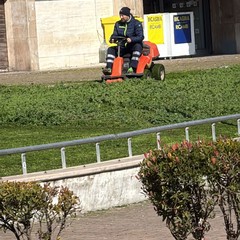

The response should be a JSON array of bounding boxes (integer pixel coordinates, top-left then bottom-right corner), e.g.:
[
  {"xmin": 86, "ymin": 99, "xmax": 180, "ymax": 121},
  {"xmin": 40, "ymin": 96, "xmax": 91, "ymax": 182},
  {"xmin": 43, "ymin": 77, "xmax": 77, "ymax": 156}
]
[{"xmin": 2, "ymin": 154, "xmax": 144, "ymax": 182}]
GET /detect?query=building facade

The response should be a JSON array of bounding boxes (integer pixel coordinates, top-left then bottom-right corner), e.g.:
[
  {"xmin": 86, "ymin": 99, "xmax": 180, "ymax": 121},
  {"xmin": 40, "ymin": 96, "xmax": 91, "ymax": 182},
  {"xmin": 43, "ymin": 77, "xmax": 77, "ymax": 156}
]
[
  {"xmin": 0, "ymin": 0, "xmax": 239, "ymax": 72},
  {"xmin": 143, "ymin": 0, "xmax": 240, "ymax": 56}
]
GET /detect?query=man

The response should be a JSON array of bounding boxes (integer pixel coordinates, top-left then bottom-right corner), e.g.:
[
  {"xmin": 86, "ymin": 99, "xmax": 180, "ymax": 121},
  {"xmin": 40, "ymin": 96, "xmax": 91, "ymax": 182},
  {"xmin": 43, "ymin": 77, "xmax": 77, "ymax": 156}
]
[{"xmin": 102, "ymin": 7, "xmax": 144, "ymax": 75}]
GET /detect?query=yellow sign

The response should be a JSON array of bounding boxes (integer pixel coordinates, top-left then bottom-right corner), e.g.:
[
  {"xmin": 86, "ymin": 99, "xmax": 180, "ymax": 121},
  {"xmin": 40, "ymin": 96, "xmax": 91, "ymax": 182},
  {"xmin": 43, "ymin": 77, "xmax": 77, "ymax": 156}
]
[{"xmin": 147, "ymin": 15, "xmax": 164, "ymax": 44}]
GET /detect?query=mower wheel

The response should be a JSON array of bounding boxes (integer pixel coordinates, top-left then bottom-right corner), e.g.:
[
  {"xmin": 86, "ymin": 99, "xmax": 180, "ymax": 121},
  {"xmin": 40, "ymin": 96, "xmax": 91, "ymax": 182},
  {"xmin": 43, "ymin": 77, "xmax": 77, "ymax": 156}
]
[
  {"xmin": 142, "ymin": 69, "xmax": 152, "ymax": 79},
  {"xmin": 152, "ymin": 64, "xmax": 165, "ymax": 81}
]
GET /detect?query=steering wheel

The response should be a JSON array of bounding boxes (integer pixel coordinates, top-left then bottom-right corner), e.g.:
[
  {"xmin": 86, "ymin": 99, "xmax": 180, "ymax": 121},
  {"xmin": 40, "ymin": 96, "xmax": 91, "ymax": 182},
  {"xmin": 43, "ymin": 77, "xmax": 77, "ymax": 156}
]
[{"xmin": 110, "ymin": 36, "xmax": 126, "ymax": 44}]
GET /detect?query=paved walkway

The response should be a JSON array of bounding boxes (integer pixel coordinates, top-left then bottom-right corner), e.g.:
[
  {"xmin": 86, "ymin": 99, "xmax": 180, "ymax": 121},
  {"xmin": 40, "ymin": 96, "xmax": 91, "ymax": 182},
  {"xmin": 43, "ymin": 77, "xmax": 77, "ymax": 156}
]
[{"xmin": 0, "ymin": 201, "xmax": 228, "ymax": 239}]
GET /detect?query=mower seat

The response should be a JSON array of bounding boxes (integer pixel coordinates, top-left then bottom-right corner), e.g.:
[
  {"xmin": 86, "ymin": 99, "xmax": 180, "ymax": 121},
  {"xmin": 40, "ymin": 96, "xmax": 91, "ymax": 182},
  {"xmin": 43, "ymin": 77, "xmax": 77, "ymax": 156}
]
[
  {"xmin": 142, "ymin": 43, "xmax": 151, "ymax": 56},
  {"xmin": 143, "ymin": 41, "xmax": 160, "ymax": 60}
]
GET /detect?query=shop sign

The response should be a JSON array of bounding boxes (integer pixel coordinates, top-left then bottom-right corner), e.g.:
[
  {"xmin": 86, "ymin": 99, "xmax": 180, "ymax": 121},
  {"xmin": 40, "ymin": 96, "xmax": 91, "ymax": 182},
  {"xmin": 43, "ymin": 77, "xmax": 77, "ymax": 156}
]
[
  {"xmin": 147, "ymin": 14, "xmax": 164, "ymax": 44},
  {"xmin": 173, "ymin": 14, "xmax": 191, "ymax": 44}
]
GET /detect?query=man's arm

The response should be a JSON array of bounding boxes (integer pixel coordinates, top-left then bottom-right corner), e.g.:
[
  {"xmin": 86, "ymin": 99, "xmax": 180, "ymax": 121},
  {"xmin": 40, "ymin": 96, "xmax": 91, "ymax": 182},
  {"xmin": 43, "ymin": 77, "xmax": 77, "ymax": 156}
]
[
  {"xmin": 130, "ymin": 21, "xmax": 144, "ymax": 43},
  {"xmin": 110, "ymin": 22, "xmax": 120, "ymax": 43}
]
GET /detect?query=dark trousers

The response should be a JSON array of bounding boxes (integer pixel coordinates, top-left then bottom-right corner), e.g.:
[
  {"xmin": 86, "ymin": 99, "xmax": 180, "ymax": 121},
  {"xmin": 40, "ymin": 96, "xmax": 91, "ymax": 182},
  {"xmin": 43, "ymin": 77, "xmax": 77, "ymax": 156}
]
[{"xmin": 106, "ymin": 43, "xmax": 143, "ymax": 69}]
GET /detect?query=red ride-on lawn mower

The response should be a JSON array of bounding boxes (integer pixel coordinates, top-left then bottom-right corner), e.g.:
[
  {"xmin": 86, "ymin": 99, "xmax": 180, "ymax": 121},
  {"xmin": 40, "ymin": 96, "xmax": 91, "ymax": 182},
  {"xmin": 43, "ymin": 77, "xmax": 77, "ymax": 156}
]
[{"xmin": 101, "ymin": 36, "xmax": 165, "ymax": 84}]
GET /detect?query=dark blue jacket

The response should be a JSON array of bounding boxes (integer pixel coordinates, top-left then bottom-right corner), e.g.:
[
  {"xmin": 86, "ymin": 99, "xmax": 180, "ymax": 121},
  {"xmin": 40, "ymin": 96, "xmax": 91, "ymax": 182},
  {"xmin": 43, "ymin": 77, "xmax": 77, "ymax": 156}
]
[{"xmin": 110, "ymin": 15, "xmax": 144, "ymax": 45}]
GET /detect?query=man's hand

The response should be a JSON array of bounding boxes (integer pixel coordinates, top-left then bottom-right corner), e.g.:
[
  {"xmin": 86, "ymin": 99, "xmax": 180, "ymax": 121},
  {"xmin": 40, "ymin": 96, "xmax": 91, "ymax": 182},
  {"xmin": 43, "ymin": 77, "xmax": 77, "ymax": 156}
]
[{"xmin": 126, "ymin": 38, "xmax": 132, "ymax": 43}]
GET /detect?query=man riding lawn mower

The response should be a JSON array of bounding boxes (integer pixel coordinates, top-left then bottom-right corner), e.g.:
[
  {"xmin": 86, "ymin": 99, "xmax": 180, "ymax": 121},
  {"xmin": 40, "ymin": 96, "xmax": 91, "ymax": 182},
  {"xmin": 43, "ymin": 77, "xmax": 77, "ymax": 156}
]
[{"xmin": 102, "ymin": 7, "xmax": 165, "ymax": 83}]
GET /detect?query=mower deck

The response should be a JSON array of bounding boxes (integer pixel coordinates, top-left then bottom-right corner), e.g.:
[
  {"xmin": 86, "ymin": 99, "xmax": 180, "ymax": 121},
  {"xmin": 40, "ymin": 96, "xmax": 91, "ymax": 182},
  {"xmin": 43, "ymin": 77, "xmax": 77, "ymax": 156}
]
[{"xmin": 101, "ymin": 72, "xmax": 144, "ymax": 83}]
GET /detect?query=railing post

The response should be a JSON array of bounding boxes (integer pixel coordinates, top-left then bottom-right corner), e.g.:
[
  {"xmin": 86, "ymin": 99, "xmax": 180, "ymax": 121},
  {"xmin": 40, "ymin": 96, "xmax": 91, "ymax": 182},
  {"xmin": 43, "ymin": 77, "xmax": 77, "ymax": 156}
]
[
  {"xmin": 238, "ymin": 119, "xmax": 240, "ymax": 136},
  {"xmin": 211, "ymin": 123, "xmax": 216, "ymax": 142},
  {"xmin": 157, "ymin": 132, "xmax": 161, "ymax": 149},
  {"xmin": 21, "ymin": 153, "xmax": 27, "ymax": 175},
  {"xmin": 96, "ymin": 143, "xmax": 101, "ymax": 163},
  {"xmin": 128, "ymin": 138, "xmax": 132, "ymax": 157},
  {"xmin": 185, "ymin": 127, "xmax": 189, "ymax": 142},
  {"xmin": 61, "ymin": 147, "xmax": 67, "ymax": 169}
]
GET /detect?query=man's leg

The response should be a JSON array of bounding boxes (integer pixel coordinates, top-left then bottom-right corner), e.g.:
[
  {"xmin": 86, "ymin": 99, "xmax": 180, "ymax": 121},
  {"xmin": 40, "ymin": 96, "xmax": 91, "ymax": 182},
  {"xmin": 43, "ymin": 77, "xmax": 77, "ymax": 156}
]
[
  {"xmin": 129, "ymin": 43, "xmax": 142, "ymax": 72},
  {"xmin": 103, "ymin": 47, "xmax": 117, "ymax": 74}
]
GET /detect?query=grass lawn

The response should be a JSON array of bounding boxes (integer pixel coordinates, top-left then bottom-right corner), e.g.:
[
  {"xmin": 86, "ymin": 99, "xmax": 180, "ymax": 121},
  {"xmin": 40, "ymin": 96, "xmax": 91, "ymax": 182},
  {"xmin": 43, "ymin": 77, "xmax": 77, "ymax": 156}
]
[{"xmin": 0, "ymin": 65, "xmax": 239, "ymax": 177}]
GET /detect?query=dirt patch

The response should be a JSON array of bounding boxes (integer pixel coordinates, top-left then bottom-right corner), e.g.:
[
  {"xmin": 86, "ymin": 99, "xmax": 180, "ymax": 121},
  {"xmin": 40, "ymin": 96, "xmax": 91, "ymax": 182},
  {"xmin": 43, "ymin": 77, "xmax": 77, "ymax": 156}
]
[{"xmin": 0, "ymin": 54, "xmax": 239, "ymax": 85}]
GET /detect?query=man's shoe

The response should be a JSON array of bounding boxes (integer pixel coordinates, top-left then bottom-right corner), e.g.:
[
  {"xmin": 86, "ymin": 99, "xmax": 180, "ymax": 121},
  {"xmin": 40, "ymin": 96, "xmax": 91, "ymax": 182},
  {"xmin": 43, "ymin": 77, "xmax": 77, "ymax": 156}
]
[
  {"xmin": 102, "ymin": 67, "xmax": 112, "ymax": 75},
  {"xmin": 127, "ymin": 67, "xmax": 134, "ymax": 74}
]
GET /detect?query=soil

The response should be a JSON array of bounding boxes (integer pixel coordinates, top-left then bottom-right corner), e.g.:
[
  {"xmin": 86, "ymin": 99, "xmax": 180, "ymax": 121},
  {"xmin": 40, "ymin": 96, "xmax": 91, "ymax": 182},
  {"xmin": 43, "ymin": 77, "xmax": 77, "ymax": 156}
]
[
  {"xmin": 0, "ymin": 54, "xmax": 239, "ymax": 85},
  {"xmin": 0, "ymin": 54, "xmax": 239, "ymax": 239}
]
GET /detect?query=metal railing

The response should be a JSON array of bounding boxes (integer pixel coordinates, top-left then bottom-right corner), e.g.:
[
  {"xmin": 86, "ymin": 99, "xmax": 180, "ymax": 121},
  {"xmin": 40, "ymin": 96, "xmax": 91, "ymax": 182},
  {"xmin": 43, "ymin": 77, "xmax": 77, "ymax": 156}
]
[{"xmin": 0, "ymin": 114, "xmax": 240, "ymax": 175}]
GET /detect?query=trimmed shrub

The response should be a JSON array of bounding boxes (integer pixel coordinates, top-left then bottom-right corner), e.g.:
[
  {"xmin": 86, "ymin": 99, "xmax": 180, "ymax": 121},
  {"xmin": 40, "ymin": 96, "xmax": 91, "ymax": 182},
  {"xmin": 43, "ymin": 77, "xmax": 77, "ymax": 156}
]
[
  {"xmin": 0, "ymin": 181, "xmax": 80, "ymax": 240},
  {"xmin": 207, "ymin": 139, "xmax": 240, "ymax": 240},
  {"xmin": 138, "ymin": 139, "xmax": 240, "ymax": 240}
]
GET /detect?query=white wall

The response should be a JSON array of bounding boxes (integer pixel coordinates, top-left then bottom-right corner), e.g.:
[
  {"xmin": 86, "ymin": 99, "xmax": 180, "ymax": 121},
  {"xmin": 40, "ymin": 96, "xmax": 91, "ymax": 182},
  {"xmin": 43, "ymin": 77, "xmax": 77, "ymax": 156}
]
[
  {"xmin": 35, "ymin": 0, "xmax": 113, "ymax": 70},
  {"xmin": 53, "ymin": 167, "xmax": 146, "ymax": 212}
]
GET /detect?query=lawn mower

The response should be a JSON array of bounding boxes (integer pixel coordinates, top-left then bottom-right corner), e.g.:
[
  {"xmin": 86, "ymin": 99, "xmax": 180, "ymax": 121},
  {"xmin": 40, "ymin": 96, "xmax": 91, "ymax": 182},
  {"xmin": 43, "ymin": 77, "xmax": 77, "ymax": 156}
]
[{"xmin": 101, "ymin": 36, "xmax": 165, "ymax": 84}]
